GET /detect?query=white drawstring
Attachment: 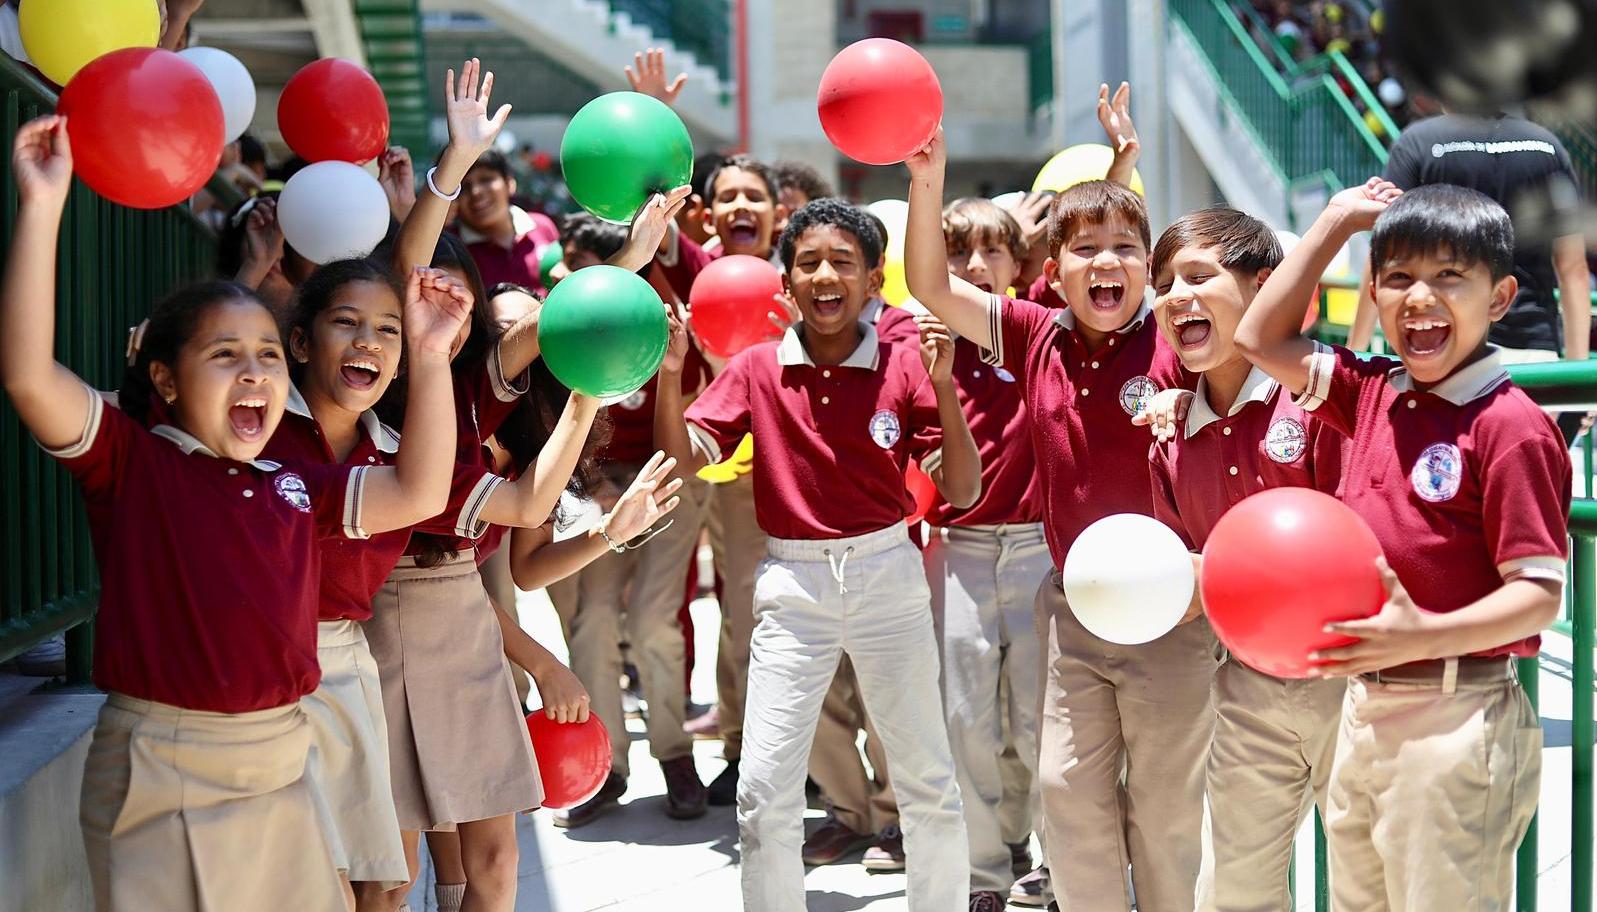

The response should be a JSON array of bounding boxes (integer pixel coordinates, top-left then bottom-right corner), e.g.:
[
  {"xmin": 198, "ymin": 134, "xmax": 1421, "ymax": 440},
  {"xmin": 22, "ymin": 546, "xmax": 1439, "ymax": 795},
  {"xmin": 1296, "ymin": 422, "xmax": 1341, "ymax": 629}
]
[{"xmin": 823, "ymin": 546, "xmax": 854, "ymax": 595}]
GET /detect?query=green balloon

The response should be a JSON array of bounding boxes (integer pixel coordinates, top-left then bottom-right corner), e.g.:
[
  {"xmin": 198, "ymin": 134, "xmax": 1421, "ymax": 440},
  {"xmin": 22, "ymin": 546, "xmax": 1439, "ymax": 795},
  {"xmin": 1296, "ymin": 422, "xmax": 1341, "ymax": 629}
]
[
  {"xmin": 537, "ymin": 264, "xmax": 669, "ymax": 397},
  {"xmin": 560, "ymin": 92, "xmax": 693, "ymax": 223},
  {"xmin": 538, "ymin": 242, "xmax": 563, "ymax": 288}
]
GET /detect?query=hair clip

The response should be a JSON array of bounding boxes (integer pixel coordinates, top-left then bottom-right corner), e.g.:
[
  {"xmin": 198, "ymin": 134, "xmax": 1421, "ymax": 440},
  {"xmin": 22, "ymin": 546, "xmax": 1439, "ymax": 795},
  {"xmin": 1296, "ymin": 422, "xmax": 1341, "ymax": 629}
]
[{"xmin": 125, "ymin": 319, "xmax": 150, "ymax": 366}]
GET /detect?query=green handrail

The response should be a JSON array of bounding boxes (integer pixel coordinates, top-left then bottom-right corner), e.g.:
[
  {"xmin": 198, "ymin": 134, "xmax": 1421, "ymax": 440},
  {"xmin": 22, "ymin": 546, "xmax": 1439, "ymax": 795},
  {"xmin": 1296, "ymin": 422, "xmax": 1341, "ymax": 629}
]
[{"xmin": 0, "ymin": 56, "xmax": 218, "ymax": 676}]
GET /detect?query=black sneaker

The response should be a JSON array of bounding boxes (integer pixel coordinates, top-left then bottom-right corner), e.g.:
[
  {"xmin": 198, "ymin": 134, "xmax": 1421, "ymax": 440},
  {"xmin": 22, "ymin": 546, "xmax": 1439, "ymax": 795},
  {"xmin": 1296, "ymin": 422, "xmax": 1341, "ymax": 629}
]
[
  {"xmin": 553, "ymin": 772, "xmax": 627, "ymax": 829},
  {"xmin": 661, "ymin": 756, "xmax": 707, "ymax": 819},
  {"xmin": 707, "ymin": 758, "xmax": 739, "ymax": 806},
  {"xmin": 1008, "ymin": 841, "xmax": 1034, "ymax": 878}
]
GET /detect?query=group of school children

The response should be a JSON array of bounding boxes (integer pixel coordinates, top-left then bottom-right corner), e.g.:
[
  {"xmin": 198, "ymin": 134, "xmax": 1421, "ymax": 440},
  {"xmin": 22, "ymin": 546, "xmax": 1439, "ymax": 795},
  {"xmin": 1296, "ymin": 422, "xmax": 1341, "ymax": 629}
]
[{"xmin": 0, "ymin": 47, "xmax": 1570, "ymax": 912}]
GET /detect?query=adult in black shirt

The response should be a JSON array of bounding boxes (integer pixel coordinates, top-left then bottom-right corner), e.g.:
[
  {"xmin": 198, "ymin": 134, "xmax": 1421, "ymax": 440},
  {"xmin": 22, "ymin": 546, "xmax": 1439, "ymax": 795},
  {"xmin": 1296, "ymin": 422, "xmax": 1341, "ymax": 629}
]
[{"xmin": 1349, "ymin": 111, "xmax": 1590, "ymax": 361}]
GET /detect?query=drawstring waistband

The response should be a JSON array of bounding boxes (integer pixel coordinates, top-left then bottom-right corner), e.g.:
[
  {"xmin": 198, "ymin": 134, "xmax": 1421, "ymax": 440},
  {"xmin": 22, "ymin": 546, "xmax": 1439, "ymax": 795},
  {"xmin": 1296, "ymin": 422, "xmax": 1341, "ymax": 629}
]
[{"xmin": 824, "ymin": 546, "xmax": 855, "ymax": 595}]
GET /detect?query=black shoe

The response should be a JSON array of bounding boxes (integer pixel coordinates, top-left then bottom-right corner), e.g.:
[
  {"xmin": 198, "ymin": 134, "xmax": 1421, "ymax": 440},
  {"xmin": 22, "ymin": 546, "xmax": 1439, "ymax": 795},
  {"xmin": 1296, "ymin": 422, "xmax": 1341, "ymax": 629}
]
[
  {"xmin": 969, "ymin": 892, "xmax": 1006, "ymax": 912},
  {"xmin": 707, "ymin": 759, "xmax": 739, "ymax": 806},
  {"xmin": 553, "ymin": 773, "xmax": 627, "ymax": 829},
  {"xmin": 801, "ymin": 815, "xmax": 871, "ymax": 866},
  {"xmin": 1008, "ymin": 841, "xmax": 1034, "ymax": 878},
  {"xmin": 661, "ymin": 756, "xmax": 707, "ymax": 819}
]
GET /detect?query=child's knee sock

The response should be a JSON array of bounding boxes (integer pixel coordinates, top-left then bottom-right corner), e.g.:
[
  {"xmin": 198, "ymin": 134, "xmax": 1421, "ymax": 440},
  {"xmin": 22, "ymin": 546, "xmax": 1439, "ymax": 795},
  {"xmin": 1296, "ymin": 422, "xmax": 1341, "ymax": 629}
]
[{"xmin": 435, "ymin": 882, "xmax": 466, "ymax": 912}]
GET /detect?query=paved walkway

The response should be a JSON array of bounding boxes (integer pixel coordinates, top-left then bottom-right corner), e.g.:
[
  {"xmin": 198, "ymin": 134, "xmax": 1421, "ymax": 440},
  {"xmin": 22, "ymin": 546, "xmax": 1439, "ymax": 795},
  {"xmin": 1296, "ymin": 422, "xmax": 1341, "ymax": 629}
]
[{"xmin": 401, "ymin": 569, "xmax": 1590, "ymax": 910}]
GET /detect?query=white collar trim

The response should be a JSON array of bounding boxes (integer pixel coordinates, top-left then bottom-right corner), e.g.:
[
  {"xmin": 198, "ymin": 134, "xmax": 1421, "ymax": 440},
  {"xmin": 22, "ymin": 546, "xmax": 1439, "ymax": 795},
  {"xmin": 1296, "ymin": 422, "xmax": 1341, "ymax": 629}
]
[
  {"xmin": 776, "ymin": 322, "xmax": 881, "ymax": 370},
  {"xmin": 151, "ymin": 425, "xmax": 280, "ymax": 471},
  {"xmin": 1052, "ymin": 301, "xmax": 1151, "ymax": 335},
  {"xmin": 1186, "ymin": 365, "xmax": 1279, "ymax": 436},
  {"xmin": 1388, "ymin": 346, "xmax": 1510, "ymax": 405},
  {"xmin": 285, "ymin": 385, "xmax": 400, "ymax": 454},
  {"xmin": 457, "ymin": 205, "xmax": 535, "ymax": 245}
]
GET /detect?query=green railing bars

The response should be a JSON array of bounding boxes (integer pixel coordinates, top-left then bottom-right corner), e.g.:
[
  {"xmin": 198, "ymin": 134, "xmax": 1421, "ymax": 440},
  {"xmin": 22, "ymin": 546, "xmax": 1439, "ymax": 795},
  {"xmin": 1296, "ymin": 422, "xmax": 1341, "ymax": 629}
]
[{"xmin": 0, "ymin": 56, "xmax": 218, "ymax": 676}]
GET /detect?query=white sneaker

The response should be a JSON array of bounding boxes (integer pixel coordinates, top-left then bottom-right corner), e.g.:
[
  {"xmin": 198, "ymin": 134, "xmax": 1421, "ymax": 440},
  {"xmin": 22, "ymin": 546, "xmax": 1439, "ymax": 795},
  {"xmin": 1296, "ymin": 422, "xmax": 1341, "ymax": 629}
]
[{"xmin": 1009, "ymin": 866, "xmax": 1053, "ymax": 907}]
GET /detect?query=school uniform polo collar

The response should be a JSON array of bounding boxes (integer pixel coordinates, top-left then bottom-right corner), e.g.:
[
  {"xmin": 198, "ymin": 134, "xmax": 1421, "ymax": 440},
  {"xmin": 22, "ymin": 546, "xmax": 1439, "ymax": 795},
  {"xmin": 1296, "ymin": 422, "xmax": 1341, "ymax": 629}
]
[
  {"xmin": 1052, "ymin": 301, "xmax": 1152, "ymax": 335},
  {"xmin": 457, "ymin": 205, "xmax": 536, "ymax": 245},
  {"xmin": 1186, "ymin": 365, "xmax": 1279, "ymax": 437},
  {"xmin": 1388, "ymin": 346, "xmax": 1510, "ymax": 405},
  {"xmin": 776, "ymin": 322, "xmax": 881, "ymax": 370},
  {"xmin": 284, "ymin": 385, "xmax": 401, "ymax": 454},
  {"xmin": 150, "ymin": 425, "xmax": 281, "ymax": 471}
]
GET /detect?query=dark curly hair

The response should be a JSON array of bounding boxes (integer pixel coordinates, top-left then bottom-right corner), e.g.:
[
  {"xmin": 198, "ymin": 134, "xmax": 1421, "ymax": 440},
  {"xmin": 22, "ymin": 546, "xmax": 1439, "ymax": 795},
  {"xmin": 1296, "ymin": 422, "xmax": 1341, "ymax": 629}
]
[{"xmin": 778, "ymin": 198, "xmax": 883, "ymax": 272}]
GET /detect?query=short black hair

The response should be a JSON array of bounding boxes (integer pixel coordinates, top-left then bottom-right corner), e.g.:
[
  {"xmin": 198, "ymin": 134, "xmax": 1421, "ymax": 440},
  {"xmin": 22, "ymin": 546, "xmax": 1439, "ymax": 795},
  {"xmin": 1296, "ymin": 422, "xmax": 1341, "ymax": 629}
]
[
  {"xmin": 705, "ymin": 154, "xmax": 779, "ymax": 203},
  {"xmin": 864, "ymin": 212, "xmax": 889, "ymax": 268},
  {"xmin": 772, "ymin": 160, "xmax": 834, "ymax": 202},
  {"xmin": 559, "ymin": 213, "xmax": 628, "ymax": 260},
  {"xmin": 468, "ymin": 149, "xmax": 514, "ymax": 181},
  {"xmin": 690, "ymin": 152, "xmax": 723, "ymax": 200},
  {"xmin": 237, "ymin": 133, "xmax": 266, "ymax": 169},
  {"xmin": 1150, "ymin": 207, "xmax": 1282, "ymax": 285},
  {"xmin": 779, "ymin": 198, "xmax": 882, "ymax": 271},
  {"xmin": 1369, "ymin": 184, "xmax": 1515, "ymax": 281}
]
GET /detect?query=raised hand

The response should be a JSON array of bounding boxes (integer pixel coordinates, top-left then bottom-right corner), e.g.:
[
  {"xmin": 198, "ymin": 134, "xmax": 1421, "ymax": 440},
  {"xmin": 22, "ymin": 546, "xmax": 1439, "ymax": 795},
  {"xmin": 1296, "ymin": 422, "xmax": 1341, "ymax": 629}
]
[
  {"xmin": 1097, "ymin": 82, "xmax": 1140, "ymax": 156},
  {"xmin": 12, "ymin": 116, "xmax": 73, "ymax": 210},
  {"xmin": 904, "ymin": 126, "xmax": 948, "ymax": 182},
  {"xmin": 918, "ymin": 313, "xmax": 956, "ymax": 384},
  {"xmin": 404, "ymin": 266, "xmax": 474, "ymax": 357},
  {"xmin": 624, "ymin": 48, "xmax": 688, "ymax": 104},
  {"xmin": 1002, "ymin": 190, "xmax": 1053, "ymax": 252},
  {"xmin": 604, "ymin": 451, "xmax": 685, "ymax": 542},
  {"xmin": 662, "ymin": 301, "xmax": 691, "ymax": 374},
  {"xmin": 1327, "ymin": 177, "xmax": 1403, "ymax": 232},
  {"xmin": 446, "ymin": 57, "xmax": 512, "ymax": 160},
  {"xmin": 243, "ymin": 198, "xmax": 284, "ymax": 267},
  {"xmin": 769, "ymin": 289, "xmax": 801, "ymax": 333},
  {"xmin": 612, "ymin": 185, "xmax": 693, "ymax": 270},
  {"xmin": 377, "ymin": 146, "xmax": 417, "ymax": 221}
]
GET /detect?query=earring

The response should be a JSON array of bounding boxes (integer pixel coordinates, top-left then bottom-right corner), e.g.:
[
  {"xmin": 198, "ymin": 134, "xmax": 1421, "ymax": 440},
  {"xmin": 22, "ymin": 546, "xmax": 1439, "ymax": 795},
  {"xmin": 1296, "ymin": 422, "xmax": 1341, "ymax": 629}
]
[{"xmin": 164, "ymin": 394, "xmax": 176, "ymax": 404}]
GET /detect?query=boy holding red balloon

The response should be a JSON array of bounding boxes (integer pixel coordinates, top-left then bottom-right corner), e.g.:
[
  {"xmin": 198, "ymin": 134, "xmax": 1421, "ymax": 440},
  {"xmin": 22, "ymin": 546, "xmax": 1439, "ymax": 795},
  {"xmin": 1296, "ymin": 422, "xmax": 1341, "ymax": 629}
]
[
  {"xmin": 1235, "ymin": 180, "xmax": 1570, "ymax": 910},
  {"xmin": 904, "ymin": 127, "xmax": 1219, "ymax": 912},
  {"xmin": 1136, "ymin": 207, "xmax": 1348, "ymax": 911},
  {"xmin": 655, "ymin": 198, "xmax": 981, "ymax": 912}
]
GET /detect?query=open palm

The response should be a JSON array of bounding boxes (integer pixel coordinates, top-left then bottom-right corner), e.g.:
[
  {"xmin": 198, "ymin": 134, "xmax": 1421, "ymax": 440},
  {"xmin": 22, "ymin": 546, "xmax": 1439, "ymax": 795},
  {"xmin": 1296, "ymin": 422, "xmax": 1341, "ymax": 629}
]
[
  {"xmin": 606, "ymin": 451, "xmax": 685, "ymax": 541},
  {"xmin": 405, "ymin": 267, "xmax": 475, "ymax": 357},
  {"xmin": 446, "ymin": 57, "xmax": 512, "ymax": 158}
]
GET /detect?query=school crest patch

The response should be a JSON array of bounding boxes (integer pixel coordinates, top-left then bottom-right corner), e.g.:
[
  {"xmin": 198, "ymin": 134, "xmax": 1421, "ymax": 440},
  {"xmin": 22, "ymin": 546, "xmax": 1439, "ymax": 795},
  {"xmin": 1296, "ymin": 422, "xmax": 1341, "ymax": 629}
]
[
  {"xmin": 1119, "ymin": 376, "xmax": 1158, "ymax": 416},
  {"xmin": 1264, "ymin": 417, "xmax": 1307, "ymax": 464},
  {"xmin": 1411, "ymin": 443, "xmax": 1463, "ymax": 503},
  {"xmin": 868, "ymin": 409, "xmax": 902, "ymax": 449},
  {"xmin": 274, "ymin": 472, "xmax": 312, "ymax": 512},
  {"xmin": 615, "ymin": 390, "xmax": 648, "ymax": 411}
]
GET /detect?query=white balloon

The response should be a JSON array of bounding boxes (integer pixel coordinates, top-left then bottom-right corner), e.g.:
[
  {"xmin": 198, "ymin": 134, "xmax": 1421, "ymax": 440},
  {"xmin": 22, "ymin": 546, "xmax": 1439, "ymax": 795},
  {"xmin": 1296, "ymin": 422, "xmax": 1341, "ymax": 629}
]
[
  {"xmin": 179, "ymin": 47, "xmax": 256, "ymax": 143},
  {"xmin": 990, "ymin": 190, "xmax": 1026, "ymax": 210},
  {"xmin": 1274, "ymin": 228, "xmax": 1302, "ymax": 255},
  {"xmin": 1377, "ymin": 77, "xmax": 1406, "ymax": 108},
  {"xmin": 278, "ymin": 162, "xmax": 390, "ymax": 265},
  {"xmin": 1062, "ymin": 513, "xmax": 1194, "ymax": 645}
]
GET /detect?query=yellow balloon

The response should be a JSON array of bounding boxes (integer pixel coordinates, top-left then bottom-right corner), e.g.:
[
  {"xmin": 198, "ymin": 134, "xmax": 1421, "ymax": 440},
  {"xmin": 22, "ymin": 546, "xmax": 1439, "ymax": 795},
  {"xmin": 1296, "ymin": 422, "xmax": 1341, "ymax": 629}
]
[
  {"xmin": 1032, "ymin": 143, "xmax": 1145, "ymax": 197},
  {"xmin": 697, "ymin": 433, "xmax": 754, "ymax": 483},
  {"xmin": 881, "ymin": 258, "xmax": 911, "ymax": 307},
  {"xmin": 1325, "ymin": 287, "xmax": 1360, "ymax": 326},
  {"xmin": 20, "ymin": 0, "xmax": 160, "ymax": 87}
]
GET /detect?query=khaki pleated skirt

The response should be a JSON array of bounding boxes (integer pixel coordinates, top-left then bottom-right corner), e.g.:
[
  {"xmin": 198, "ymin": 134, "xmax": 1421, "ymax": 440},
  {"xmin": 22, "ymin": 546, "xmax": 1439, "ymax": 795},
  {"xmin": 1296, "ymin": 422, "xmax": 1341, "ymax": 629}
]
[
  {"xmin": 363, "ymin": 552, "xmax": 542, "ymax": 831},
  {"xmin": 79, "ymin": 693, "xmax": 344, "ymax": 912},
  {"xmin": 302, "ymin": 619, "xmax": 410, "ymax": 887}
]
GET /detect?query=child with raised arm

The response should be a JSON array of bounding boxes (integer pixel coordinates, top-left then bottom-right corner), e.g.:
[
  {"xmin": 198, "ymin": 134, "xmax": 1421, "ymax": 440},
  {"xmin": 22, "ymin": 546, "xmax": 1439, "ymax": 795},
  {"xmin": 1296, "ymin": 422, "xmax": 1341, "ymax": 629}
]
[
  {"xmin": 655, "ymin": 199, "xmax": 980, "ymax": 911},
  {"xmin": 1234, "ymin": 179, "xmax": 1568, "ymax": 911}
]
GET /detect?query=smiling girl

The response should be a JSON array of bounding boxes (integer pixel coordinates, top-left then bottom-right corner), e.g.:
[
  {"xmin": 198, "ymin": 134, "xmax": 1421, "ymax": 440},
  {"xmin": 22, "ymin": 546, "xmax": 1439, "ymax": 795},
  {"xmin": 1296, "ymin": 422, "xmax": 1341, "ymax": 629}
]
[{"xmin": 1, "ymin": 116, "xmax": 466, "ymax": 912}]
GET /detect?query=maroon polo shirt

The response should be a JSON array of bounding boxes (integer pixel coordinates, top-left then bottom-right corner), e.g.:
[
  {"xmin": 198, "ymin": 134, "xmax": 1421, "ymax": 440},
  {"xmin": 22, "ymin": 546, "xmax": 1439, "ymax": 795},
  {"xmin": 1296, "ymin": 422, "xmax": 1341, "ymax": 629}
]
[
  {"xmin": 985, "ymin": 293, "xmax": 1189, "ymax": 567},
  {"xmin": 263, "ymin": 391, "xmax": 410, "ymax": 622},
  {"xmin": 464, "ymin": 208, "xmax": 560, "ymax": 296},
  {"xmin": 926, "ymin": 336, "xmax": 1042, "ymax": 527},
  {"xmin": 47, "ymin": 389, "xmax": 364, "ymax": 712},
  {"xmin": 1297, "ymin": 343, "xmax": 1571, "ymax": 658},
  {"xmin": 655, "ymin": 231, "xmax": 720, "ymax": 305},
  {"xmin": 685, "ymin": 323, "xmax": 943, "ymax": 540},
  {"xmin": 599, "ymin": 344, "xmax": 710, "ymax": 464},
  {"xmin": 1149, "ymin": 366, "xmax": 1343, "ymax": 551},
  {"xmin": 872, "ymin": 302, "xmax": 921, "ymax": 349}
]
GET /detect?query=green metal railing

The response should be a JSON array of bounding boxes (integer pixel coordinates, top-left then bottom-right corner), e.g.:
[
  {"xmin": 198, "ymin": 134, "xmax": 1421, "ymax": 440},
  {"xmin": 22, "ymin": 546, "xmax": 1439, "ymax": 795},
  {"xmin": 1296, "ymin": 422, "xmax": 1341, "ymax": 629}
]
[
  {"xmin": 1169, "ymin": 0, "xmax": 1390, "ymax": 191},
  {"xmin": 607, "ymin": 0, "xmax": 733, "ymax": 83},
  {"xmin": 0, "ymin": 57, "xmax": 218, "ymax": 677},
  {"xmin": 355, "ymin": 0, "xmax": 432, "ymax": 156},
  {"xmin": 1027, "ymin": 27, "xmax": 1054, "ymax": 115}
]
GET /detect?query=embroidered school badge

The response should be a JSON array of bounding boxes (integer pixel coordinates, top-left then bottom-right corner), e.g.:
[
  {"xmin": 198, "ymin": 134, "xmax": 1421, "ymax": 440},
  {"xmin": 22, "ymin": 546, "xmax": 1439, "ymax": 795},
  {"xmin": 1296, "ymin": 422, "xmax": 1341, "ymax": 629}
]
[
  {"xmin": 615, "ymin": 390, "xmax": 648, "ymax": 411},
  {"xmin": 274, "ymin": 473, "xmax": 313, "ymax": 512},
  {"xmin": 868, "ymin": 409, "xmax": 902, "ymax": 449},
  {"xmin": 1264, "ymin": 417, "xmax": 1307, "ymax": 463},
  {"xmin": 1119, "ymin": 376, "xmax": 1158, "ymax": 416},
  {"xmin": 1411, "ymin": 443, "xmax": 1463, "ymax": 503}
]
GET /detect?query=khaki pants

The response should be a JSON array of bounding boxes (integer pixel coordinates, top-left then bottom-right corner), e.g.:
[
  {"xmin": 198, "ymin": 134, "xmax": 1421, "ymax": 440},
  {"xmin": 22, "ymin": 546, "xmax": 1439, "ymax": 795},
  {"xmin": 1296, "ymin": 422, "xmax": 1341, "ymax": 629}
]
[
  {"xmin": 706, "ymin": 473, "xmax": 766, "ymax": 761},
  {"xmin": 80, "ymin": 694, "xmax": 344, "ymax": 912},
  {"xmin": 1036, "ymin": 573, "xmax": 1219, "ymax": 912},
  {"xmin": 738, "ymin": 524, "xmax": 968, "ymax": 912},
  {"xmin": 926, "ymin": 523, "xmax": 1051, "ymax": 892},
  {"xmin": 1326, "ymin": 670, "xmax": 1541, "ymax": 912},
  {"xmin": 550, "ymin": 465, "xmax": 707, "ymax": 777},
  {"xmin": 809, "ymin": 657, "xmax": 898, "ymax": 834},
  {"xmin": 1197, "ymin": 661, "xmax": 1345, "ymax": 912}
]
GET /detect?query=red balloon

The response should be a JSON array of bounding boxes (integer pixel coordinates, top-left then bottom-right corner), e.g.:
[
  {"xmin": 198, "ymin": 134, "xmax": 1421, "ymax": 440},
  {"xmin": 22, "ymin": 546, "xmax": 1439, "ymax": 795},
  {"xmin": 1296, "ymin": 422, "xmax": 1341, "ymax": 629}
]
[
  {"xmin": 1200, "ymin": 488, "xmax": 1385, "ymax": 678},
  {"xmin": 818, "ymin": 38, "xmax": 943, "ymax": 166},
  {"xmin": 278, "ymin": 59, "xmax": 389, "ymax": 164},
  {"xmin": 526, "ymin": 712, "xmax": 612, "ymax": 810},
  {"xmin": 1303, "ymin": 286, "xmax": 1322, "ymax": 332},
  {"xmin": 905, "ymin": 462, "xmax": 938, "ymax": 525},
  {"xmin": 689, "ymin": 255, "xmax": 786, "ymax": 359},
  {"xmin": 57, "ymin": 48, "xmax": 223, "ymax": 210}
]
